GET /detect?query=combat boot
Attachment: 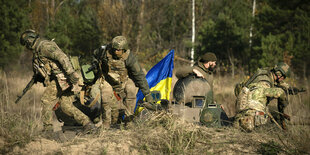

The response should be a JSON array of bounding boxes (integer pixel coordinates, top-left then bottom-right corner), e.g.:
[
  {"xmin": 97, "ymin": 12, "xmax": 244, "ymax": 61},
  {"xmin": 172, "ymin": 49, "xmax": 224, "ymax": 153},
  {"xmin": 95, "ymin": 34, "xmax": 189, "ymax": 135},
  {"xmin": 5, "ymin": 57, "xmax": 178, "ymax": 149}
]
[
  {"xmin": 41, "ymin": 124, "xmax": 57, "ymax": 140},
  {"xmin": 82, "ymin": 122, "xmax": 97, "ymax": 134},
  {"xmin": 42, "ymin": 124, "xmax": 54, "ymax": 133}
]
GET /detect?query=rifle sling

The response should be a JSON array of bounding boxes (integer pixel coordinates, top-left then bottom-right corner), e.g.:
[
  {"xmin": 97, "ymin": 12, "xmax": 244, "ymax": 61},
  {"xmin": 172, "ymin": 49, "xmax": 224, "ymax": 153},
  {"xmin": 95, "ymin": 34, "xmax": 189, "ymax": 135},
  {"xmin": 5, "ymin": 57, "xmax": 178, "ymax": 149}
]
[
  {"xmin": 88, "ymin": 93, "xmax": 100, "ymax": 108},
  {"xmin": 80, "ymin": 90, "xmax": 85, "ymax": 106}
]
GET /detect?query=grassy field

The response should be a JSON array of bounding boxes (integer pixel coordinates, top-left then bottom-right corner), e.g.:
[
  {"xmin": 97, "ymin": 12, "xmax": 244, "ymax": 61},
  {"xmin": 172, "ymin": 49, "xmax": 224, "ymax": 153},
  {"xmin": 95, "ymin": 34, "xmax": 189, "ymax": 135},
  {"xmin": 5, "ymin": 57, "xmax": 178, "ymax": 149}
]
[{"xmin": 0, "ymin": 70, "xmax": 309, "ymax": 154}]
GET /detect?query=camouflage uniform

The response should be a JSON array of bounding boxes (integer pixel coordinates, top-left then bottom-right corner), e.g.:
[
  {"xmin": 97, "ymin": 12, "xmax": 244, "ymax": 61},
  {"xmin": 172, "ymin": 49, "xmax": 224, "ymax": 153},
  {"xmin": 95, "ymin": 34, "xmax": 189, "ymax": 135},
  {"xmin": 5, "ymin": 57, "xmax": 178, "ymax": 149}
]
[
  {"xmin": 92, "ymin": 36, "xmax": 150, "ymax": 126},
  {"xmin": 20, "ymin": 30, "xmax": 92, "ymax": 131},
  {"xmin": 234, "ymin": 65, "xmax": 290, "ymax": 132}
]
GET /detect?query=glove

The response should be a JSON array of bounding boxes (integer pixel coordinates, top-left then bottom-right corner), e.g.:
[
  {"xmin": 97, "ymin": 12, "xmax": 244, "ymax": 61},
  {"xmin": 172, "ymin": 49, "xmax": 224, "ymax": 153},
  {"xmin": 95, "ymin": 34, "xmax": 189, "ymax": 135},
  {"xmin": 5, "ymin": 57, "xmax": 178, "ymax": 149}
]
[
  {"xmin": 145, "ymin": 93, "xmax": 154, "ymax": 103},
  {"xmin": 68, "ymin": 72, "xmax": 79, "ymax": 85},
  {"xmin": 142, "ymin": 102, "xmax": 162, "ymax": 111}
]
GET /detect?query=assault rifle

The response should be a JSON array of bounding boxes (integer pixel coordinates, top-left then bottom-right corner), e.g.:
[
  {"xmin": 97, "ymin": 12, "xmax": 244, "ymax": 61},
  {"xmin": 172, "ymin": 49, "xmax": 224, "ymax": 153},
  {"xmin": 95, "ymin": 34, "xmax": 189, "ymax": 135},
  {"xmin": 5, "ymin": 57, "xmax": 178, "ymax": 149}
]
[
  {"xmin": 287, "ymin": 87, "xmax": 306, "ymax": 95},
  {"xmin": 15, "ymin": 76, "xmax": 36, "ymax": 104},
  {"xmin": 277, "ymin": 86, "xmax": 306, "ymax": 95}
]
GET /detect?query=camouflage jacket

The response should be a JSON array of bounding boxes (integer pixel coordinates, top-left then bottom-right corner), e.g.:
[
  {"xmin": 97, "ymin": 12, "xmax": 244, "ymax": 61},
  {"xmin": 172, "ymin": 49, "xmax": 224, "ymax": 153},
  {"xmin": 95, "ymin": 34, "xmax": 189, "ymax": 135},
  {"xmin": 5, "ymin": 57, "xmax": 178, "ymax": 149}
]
[
  {"xmin": 92, "ymin": 45, "xmax": 150, "ymax": 97},
  {"xmin": 175, "ymin": 61, "xmax": 214, "ymax": 88},
  {"xmin": 31, "ymin": 38, "xmax": 76, "ymax": 89},
  {"xmin": 246, "ymin": 68, "xmax": 289, "ymax": 90},
  {"xmin": 245, "ymin": 68, "xmax": 289, "ymax": 109}
]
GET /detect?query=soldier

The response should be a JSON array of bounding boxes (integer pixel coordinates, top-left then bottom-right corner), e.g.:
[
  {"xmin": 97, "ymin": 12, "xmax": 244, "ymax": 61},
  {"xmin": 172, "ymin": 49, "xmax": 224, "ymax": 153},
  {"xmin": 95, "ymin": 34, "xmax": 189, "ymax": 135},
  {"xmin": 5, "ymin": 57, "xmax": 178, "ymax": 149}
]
[
  {"xmin": 92, "ymin": 36, "xmax": 153, "ymax": 127},
  {"xmin": 19, "ymin": 29, "xmax": 96, "ymax": 133},
  {"xmin": 175, "ymin": 52, "xmax": 217, "ymax": 88},
  {"xmin": 234, "ymin": 62, "xmax": 291, "ymax": 132}
]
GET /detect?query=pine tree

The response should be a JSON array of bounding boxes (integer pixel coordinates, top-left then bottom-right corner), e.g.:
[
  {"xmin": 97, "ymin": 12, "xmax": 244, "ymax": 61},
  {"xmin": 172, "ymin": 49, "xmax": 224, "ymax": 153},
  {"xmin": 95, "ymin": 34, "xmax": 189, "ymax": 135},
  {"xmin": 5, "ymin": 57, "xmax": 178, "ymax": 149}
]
[{"xmin": 0, "ymin": 0, "xmax": 29, "ymax": 69}]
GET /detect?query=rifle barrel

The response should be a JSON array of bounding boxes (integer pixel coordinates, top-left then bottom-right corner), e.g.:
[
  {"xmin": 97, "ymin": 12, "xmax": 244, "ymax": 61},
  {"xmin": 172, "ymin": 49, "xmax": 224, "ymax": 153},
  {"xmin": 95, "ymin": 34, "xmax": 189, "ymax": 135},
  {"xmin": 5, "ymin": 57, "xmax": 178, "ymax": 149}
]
[{"xmin": 15, "ymin": 77, "xmax": 36, "ymax": 104}]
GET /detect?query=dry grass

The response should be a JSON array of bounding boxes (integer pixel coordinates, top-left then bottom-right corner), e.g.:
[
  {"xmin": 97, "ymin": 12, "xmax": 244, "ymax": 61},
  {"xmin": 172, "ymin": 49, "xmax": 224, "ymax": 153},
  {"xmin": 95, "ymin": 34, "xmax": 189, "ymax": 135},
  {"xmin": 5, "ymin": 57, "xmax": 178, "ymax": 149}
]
[
  {"xmin": 0, "ymin": 70, "xmax": 309, "ymax": 154},
  {"xmin": 213, "ymin": 74, "xmax": 310, "ymax": 154},
  {"xmin": 0, "ymin": 70, "xmax": 43, "ymax": 153}
]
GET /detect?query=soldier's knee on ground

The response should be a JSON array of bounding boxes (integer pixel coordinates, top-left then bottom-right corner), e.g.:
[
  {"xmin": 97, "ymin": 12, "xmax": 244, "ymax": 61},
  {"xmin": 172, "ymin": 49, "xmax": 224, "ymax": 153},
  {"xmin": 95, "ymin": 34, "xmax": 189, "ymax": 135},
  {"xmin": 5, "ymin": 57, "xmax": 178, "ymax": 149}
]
[{"xmin": 239, "ymin": 116, "xmax": 255, "ymax": 132}]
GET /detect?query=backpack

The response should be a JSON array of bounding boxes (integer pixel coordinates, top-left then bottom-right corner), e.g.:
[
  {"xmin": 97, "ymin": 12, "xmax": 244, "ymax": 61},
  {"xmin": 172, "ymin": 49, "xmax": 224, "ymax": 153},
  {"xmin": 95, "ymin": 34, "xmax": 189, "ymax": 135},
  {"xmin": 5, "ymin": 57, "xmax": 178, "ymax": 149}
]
[
  {"xmin": 199, "ymin": 91, "xmax": 229, "ymax": 127},
  {"xmin": 234, "ymin": 68, "xmax": 271, "ymax": 97},
  {"xmin": 234, "ymin": 68, "xmax": 271, "ymax": 112}
]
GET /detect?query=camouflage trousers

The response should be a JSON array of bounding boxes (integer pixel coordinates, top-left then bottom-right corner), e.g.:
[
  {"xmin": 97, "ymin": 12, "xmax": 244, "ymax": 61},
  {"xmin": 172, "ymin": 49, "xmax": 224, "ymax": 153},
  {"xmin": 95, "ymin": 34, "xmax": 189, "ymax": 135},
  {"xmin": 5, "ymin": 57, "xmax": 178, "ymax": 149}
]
[
  {"xmin": 234, "ymin": 109, "xmax": 268, "ymax": 132},
  {"xmin": 41, "ymin": 80, "xmax": 91, "ymax": 130},
  {"xmin": 99, "ymin": 79, "xmax": 137, "ymax": 128}
]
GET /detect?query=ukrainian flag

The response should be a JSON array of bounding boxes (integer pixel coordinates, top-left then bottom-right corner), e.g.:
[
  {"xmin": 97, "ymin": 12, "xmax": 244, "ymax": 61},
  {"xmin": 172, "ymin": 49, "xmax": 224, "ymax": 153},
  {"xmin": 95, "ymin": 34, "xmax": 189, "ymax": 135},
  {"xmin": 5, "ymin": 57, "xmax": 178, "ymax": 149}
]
[{"xmin": 134, "ymin": 49, "xmax": 174, "ymax": 113}]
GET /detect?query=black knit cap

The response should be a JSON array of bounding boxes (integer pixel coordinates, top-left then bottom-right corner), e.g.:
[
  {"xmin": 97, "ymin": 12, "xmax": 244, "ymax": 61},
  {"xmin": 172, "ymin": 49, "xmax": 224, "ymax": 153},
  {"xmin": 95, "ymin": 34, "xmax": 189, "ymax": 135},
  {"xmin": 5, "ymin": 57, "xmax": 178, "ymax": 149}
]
[{"xmin": 199, "ymin": 52, "xmax": 217, "ymax": 63}]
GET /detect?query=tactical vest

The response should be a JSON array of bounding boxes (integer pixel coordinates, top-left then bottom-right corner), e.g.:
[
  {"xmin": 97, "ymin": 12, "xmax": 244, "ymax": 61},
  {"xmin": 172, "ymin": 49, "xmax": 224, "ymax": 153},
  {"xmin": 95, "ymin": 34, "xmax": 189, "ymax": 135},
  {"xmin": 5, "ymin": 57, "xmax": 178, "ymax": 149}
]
[
  {"xmin": 245, "ymin": 68, "xmax": 273, "ymax": 88},
  {"xmin": 101, "ymin": 49, "xmax": 130, "ymax": 97},
  {"xmin": 235, "ymin": 68, "xmax": 274, "ymax": 112},
  {"xmin": 235, "ymin": 68, "xmax": 273, "ymax": 96}
]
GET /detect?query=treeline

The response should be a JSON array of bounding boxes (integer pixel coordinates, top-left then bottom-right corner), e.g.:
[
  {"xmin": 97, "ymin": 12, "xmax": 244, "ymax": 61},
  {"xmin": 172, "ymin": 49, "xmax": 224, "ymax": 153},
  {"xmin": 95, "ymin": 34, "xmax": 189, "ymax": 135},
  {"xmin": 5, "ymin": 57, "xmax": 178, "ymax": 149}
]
[{"xmin": 0, "ymin": 0, "xmax": 309, "ymax": 78}]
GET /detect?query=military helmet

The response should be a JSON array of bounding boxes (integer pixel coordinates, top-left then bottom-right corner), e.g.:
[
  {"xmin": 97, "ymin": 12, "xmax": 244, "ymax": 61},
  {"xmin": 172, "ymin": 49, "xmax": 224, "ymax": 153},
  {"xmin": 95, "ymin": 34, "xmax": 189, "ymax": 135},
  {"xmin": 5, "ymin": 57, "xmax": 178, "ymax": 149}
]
[
  {"xmin": 20, "ymin": 29, "xmax": 39, "ymax": 48},
  {"xmin": 199, "ymin": 52, "xmax": 217, "ymax": 63},
  {"xmin": 273, "ymin": 62, "xmax": 291, "ymax": 78},
  {"xmin": 112, "ymin": 36, "xmax": 128, "ymax": 50}
]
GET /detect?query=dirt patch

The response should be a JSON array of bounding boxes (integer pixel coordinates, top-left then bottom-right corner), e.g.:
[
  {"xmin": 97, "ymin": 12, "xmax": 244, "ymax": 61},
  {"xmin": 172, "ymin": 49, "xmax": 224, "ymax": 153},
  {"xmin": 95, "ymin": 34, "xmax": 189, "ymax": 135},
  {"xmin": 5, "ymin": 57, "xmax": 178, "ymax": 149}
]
[{"xmin": 10, "ymin": 138, "xmax": 61, "ymax": 154}]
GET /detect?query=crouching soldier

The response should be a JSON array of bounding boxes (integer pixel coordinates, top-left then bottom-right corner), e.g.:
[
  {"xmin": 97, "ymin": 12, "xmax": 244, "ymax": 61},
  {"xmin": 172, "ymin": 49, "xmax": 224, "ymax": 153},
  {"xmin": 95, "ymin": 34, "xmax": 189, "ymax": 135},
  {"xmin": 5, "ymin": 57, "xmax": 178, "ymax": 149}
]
[
  {"xmin": 92, "ymin": 36, "xmax": 154, "ymax": 128},
  {"xmin": 234, "ymin": 62, "xmax": 291, "ymax": 131},
  {"xmin": 19, "ymin": 30, "xmax": 96, "ymax": 133}
]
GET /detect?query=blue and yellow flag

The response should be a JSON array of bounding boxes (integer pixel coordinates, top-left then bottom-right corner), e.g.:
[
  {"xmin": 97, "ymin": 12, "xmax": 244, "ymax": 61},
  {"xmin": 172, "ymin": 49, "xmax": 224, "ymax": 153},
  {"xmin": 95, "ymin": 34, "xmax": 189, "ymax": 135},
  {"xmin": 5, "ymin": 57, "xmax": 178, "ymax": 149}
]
[{"xmin": 134, "ymin": 49, "xmax": 174, "ymax": 113}]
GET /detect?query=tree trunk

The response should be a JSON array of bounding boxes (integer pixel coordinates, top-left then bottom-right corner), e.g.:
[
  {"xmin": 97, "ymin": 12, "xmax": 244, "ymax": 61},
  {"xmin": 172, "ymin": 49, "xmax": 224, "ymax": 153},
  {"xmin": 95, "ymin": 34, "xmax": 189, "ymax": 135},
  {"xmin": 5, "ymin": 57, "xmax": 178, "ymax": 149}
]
[
  {"xmin": 228, "ymin": 48, "xmax": 235, "ymax": 77},
  {"xmin": 191, "ymin": 0, "xmax": 195, "ymax": 66},
  {"xmin": 46, "ymin": 0, "xmax": 49, "ymax": 27},
  {"xmin": 50, "ymin": 0, "xmax": 55, "ymax": 22},
  {"xmin": 304, "ymin": 61, "xmax": 307, "ymax": 81},
  {"xmin": 136, "ymin": 0, "xmax": 144, "ymax": 53}
]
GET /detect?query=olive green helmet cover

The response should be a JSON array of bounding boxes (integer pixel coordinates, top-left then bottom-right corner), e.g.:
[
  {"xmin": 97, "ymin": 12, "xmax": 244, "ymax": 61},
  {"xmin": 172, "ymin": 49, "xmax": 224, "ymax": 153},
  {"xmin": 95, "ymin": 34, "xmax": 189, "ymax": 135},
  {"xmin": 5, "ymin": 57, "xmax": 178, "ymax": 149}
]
[
  {"xmin": 273, "ymin": 62, "xmax": 291, "ymax": 78},
  {"xmin": 20, "ymin": 29, "xmax": 39, "ymax": 49},
  {"xmin": 112, "ymin": 36, "xmax": 128, "ymax": 50}
]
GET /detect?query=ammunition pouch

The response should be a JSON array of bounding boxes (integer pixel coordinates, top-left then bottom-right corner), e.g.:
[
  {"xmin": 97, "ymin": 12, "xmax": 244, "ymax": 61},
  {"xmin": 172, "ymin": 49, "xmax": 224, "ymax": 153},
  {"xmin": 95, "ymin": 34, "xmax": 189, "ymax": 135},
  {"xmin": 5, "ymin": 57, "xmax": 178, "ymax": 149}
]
[
  {"xmin": 254, "ymin": 111, "xmax": 268, "ymax": 126},
  {"xmin": 70, "ymin": 56, "xmax": 80, "ymax": 71},
  {"xmin": 55, "ymin": 73, "xmax": 70, "ymax": 91},
  {"xmin": 236, "ymin": 87, "xmax": 250, "ymax": 112},
  {"xmin": 33, "ymin": 59, "xmax": 50, "ymax": 86}
]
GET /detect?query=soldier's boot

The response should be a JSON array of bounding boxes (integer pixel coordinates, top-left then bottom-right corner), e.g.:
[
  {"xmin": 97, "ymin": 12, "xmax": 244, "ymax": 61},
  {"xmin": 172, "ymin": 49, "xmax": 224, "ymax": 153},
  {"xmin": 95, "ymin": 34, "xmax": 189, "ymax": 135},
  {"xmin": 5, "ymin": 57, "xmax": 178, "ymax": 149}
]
[
  {"xmin": 101, "ymin": 120, "xmax": 111, "ymax": 129},
  {"xmin": 42, "ymin": 124, "xmax": 54, "ymax": 133},
  {"xmin": 82, "ymin": 122, "xmax": 97, "ymax": 134},
  {"xmin": 279, "ymin": 117, "xmax": 287, "ymax": 130},
  {"xmin": 110, "ymin": 110, "xmax": 120, "ymax": 128},
  {"xmin": 41, "ymin": 124, "xmax": 57, "ymax": 139},
  {"xmin": 101, "ymin": 107, "xmax": 112, "ymax": 129}
]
